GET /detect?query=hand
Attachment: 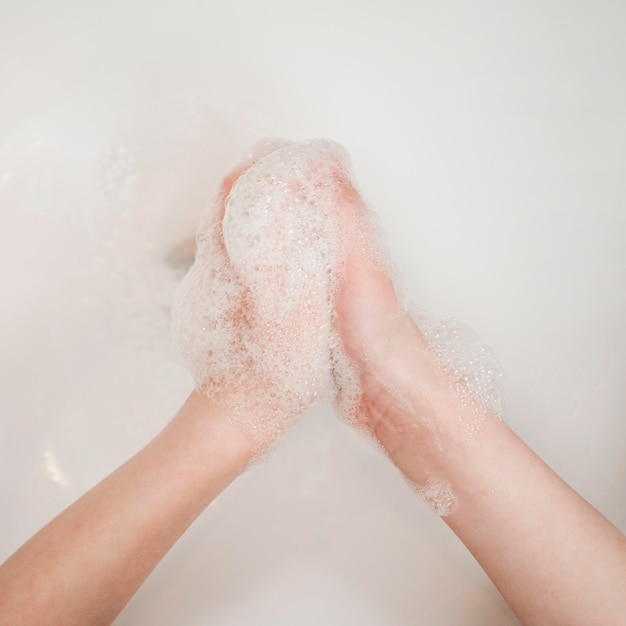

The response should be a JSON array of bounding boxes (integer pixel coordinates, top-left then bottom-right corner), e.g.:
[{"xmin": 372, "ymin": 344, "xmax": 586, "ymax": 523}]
[
  {"xmin": 173, "ymin": 140, "xmax": 353, "ymax": 453},
  {"xmin": 333, "ymin": 186, "xmax": 450, "ymax": 473}
]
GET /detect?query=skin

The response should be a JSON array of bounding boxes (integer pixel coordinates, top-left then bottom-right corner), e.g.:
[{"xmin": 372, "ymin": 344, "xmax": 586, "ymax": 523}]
[
  {"xmin": 1, "ymin": 175, "xmax": 625, "ymax": 625},
  {"xmin": 0, "ymin": 393, "xmax": 254, "ymax": 625},
  {"xmin": 334, "ymin": 193, "xmax": 626, "ymax": 626}
]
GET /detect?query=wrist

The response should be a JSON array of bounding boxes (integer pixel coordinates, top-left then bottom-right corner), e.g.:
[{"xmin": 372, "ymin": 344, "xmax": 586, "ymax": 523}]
[
  {"xmin": 172, "ymin": 391, "xmax": 256, "ymax": 479},
  {"xmin": 361, "ymin": 315, "xmax": 494, "ymax": 506}
]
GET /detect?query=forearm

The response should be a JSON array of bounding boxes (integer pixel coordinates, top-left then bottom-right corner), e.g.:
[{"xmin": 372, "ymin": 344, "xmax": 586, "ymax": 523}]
[
  {"xmin": 366, "ymin": 317, "xmax": 626, "ymax": 626},
  {"xmin": 0, "ymin": 391, "xmax": 253, "ymax": 626},
  {"xmin": 443, "ymin": 418, "xmax": 626, "ymax": 626}
]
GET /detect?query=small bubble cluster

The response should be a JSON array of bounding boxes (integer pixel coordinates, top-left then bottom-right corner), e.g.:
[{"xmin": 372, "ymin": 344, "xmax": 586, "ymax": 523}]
[
  {"xmin": 98, "ymin": 144, "xmax": 136, "ymax": 210},
  {"xmin": 413, "ymin": 479, "xmax": 458, "ymax": 516},
  {"xmin": 414, "ymin": 311, "xmax": 505, "ymax": 440}
]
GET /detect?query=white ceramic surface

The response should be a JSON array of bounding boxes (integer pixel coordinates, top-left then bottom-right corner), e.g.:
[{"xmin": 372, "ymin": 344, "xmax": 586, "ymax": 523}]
[{"xmin": 1, "ymin": 1, "xmax": 625, "ymax": 624}]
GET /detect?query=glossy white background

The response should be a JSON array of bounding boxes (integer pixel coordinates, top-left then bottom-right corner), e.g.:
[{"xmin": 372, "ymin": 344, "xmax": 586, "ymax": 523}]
[{"xmin": 1, "ymin": 1, "xmax": 625, "ymax": 624}]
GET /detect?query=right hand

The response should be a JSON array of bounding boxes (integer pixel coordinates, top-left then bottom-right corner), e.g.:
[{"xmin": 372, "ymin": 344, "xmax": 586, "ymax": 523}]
[{"xmin": 333, "ymin": 185, "xmax": 456, "ymax": 486}]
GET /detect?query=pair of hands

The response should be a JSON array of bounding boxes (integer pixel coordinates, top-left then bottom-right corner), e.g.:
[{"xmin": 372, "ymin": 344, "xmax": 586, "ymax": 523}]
[
  {"xmin": 174, "ymin": 140, "xmax": 440, "ymax": 467},
  {"xmin": 4, "ymin": 143, "xmax": 625, "ymax": 626},
  {"xmin": 4, "ymin": 144, "xmax": 625, "ymax": 626}
]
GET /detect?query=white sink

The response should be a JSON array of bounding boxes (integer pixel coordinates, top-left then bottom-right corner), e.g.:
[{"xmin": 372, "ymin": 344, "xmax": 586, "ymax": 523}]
[{"xmin": 1, "ymin": 1, "xmax": 625, "ymax": 624}]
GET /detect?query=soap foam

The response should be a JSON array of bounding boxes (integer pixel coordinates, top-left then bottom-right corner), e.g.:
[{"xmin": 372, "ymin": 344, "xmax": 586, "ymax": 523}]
[
  {"xmin": 413, "ymin": 479, "xmax": 458, "ymax": 516},
  {"xmin": 172, "ymin": 138, "xmax": 504, "ymax": 515},
  {"xmin": 172, "ymin": 139, "xmax": 362, "ymax": 448},
  {"xmin": 413, "ymin": 311, "xmax": 504, "ymax": 442}
]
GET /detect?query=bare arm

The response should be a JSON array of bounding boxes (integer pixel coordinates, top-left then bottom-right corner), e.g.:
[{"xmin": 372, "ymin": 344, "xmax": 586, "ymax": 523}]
[
  {"xmin": 0, "ymin": 392, "xmax": 253, "ymax": 626},
  {"xmin": 0, "ymin": 143, "xmax": 350, "ymax": 625},
  {"xmin": 443, "ymin": 418, "xmax": 626, "ymax": 625},
  {"xmin": 335, "ymin": 198, "xmax": 626, "ymax": 625},
  {"xmin": 362, "ymin": 326, "xmax": 626, "ymax": 625}
]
